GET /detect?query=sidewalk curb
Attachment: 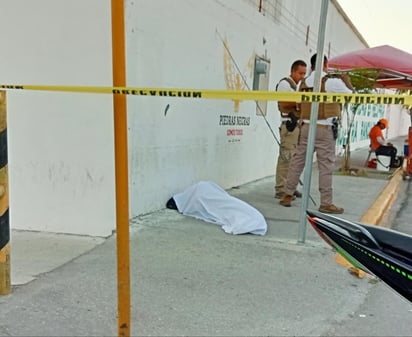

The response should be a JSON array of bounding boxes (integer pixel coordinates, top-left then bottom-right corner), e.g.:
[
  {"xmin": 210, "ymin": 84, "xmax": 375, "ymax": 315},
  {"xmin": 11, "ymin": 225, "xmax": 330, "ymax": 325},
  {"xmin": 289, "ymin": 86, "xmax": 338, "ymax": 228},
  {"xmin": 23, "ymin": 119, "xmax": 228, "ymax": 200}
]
[
  {"xmin": 335, "ymin": 168, "xmax": 403, "ymax": 274},
  {"xmin": 360, "ymin": 168, "xmax": 403, "ymax": 226}
]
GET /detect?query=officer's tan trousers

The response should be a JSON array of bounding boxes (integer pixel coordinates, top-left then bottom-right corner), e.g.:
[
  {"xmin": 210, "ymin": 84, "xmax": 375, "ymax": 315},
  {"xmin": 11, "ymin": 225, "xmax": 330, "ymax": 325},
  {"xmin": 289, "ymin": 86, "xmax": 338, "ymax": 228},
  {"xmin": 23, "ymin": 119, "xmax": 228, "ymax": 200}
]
[
  {"xmin": 283, "ymin": 123, "xmax": 336, "ymax": 206},
  {"xmin": 275, "ymin": 124, "xmax": 299, "ymax": 195}
]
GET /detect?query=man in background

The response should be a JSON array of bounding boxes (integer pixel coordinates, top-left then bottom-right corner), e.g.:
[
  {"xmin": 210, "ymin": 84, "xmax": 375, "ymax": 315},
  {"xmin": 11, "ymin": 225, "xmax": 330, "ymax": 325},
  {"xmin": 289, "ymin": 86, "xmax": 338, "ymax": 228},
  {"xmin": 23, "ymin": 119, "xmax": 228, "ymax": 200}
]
[
  {"xmin": 369, "ymin": 118, "xmax": 398, "ymax": 167},
  {"xmin": 274, "ymin": 60, "xmax": 307, "ymax": 199}
]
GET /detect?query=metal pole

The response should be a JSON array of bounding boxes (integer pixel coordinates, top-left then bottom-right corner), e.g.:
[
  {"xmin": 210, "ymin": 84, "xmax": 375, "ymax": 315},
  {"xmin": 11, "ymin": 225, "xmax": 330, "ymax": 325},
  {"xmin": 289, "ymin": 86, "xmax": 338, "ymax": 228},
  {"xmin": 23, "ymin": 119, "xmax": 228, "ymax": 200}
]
[
  {"xmin": 297, "ymin": 0, "xmax": 329, "ymax": 243},
  {"xmin": 111, "ymin": 1, "xmax": 131, "ymax": 336},
  {"xmin": 0, "ymin": 90, "xmax": 10, "ymax": 295}
]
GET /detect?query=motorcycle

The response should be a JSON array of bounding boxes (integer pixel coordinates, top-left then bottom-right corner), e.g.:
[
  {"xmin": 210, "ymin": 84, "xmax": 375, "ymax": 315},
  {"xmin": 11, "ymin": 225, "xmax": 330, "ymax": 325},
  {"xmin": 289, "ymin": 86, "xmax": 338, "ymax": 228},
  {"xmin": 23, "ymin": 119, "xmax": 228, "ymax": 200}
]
[{"xmin": 307, "ymin": 210, "xmax": 412, "ymax": 303}]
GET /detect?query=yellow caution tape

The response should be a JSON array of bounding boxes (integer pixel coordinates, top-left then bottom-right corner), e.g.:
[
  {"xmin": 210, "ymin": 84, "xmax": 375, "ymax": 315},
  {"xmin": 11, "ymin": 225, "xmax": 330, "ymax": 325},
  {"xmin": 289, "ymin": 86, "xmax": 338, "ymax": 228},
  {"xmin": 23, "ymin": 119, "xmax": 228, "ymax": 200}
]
[{"xmin": 0, "ymin": 84, "xmax": 411, "ymax": 105}]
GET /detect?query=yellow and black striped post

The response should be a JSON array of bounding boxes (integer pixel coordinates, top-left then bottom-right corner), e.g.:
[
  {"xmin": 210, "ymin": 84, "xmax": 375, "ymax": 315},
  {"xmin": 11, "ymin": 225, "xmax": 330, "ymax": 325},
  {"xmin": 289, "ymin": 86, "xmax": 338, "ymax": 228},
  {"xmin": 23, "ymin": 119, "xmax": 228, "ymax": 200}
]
[{"xmin": 0, "ymin": 90, "xmax": 9, "ymax": 295}]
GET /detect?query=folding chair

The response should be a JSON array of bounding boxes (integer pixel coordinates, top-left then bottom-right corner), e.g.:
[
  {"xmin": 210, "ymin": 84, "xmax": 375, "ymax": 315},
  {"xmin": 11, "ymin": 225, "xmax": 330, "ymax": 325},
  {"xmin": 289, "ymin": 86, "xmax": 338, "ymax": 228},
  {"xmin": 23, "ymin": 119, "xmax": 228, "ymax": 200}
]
[{"xmin": 364, "ymin": 148, "xmax": 375, "ymax": 167}]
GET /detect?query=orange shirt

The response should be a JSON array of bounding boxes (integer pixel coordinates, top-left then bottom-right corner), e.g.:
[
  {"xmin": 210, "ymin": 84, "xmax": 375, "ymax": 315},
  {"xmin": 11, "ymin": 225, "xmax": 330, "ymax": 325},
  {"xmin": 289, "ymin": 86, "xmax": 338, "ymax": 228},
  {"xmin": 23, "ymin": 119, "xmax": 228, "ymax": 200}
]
[{"xmin": 369, "ymin": 124, "xmax": 384, "ymax": 151}]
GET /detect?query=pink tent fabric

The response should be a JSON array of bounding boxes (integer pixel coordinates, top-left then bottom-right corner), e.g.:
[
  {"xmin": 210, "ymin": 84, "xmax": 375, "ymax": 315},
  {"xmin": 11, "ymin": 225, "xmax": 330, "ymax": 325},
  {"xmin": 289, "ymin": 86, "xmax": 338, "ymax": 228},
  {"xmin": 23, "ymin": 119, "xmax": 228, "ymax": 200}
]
[{"xmin": 329, "ymin": 45, "xmax": 412, "ymax": 89}]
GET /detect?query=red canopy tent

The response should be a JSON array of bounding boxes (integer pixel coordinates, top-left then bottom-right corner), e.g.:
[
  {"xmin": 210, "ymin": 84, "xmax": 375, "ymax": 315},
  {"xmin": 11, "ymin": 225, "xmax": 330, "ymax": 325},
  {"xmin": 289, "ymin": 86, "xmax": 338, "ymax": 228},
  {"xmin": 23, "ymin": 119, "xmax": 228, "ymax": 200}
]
[
  {"xmin": 330, "ymin": 44, "xmax": 412, "ymax": 177},
  {"xmin": 329, "ymin": 45, "xmax": 412, "ymax": 89}
]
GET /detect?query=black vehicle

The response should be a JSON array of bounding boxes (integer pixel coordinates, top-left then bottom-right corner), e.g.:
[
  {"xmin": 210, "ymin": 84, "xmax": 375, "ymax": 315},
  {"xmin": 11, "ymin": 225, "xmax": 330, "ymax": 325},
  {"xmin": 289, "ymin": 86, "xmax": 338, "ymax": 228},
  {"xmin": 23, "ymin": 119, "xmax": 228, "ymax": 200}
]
[{"xmin": 307, "ymin": 210, "xmax": 412, "ymax": 303}]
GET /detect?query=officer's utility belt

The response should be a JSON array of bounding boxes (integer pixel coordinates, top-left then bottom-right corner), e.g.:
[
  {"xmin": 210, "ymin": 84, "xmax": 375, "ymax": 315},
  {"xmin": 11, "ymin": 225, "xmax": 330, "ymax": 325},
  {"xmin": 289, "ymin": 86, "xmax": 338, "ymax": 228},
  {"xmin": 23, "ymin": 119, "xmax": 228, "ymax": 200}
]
[
  {"xmin": 281, "ymin": 117, "xmax": 290, "ymax": 123},
  {"xmin": 301, "ymin": 118, "xmax": 339, "ymax": 139},
  {"xmin": 301, "ymin": 121, "xmax": 330, "ymax": 129},
  {"xmin": 281, "ymin": 112, "xmax": 299, "ymax": 132}
]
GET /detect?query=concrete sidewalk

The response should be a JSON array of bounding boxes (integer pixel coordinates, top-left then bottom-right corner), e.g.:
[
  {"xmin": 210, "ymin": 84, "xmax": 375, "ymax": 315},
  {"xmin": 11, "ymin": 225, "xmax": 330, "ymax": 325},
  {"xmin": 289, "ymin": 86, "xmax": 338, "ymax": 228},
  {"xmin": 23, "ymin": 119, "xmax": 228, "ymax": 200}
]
[{"xmin": 1, "ymin": 136, "xmax": 410, "ymax": 336}]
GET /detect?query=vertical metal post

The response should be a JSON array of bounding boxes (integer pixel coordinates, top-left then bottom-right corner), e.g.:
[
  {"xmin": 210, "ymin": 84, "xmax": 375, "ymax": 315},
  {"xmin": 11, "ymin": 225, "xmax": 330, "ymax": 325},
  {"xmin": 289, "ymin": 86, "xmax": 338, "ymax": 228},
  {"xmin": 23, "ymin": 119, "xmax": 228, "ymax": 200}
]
[
  {"xmin": 0, "ymin": 90, "xmax": 10, "ymax": 295},
  {"xmin": 111, "ymin": 1, "xmax": 131, "ymax": 336},
  {"xmin": 298, "ymin": 0, "xmax": 329, "ymax": 243}
]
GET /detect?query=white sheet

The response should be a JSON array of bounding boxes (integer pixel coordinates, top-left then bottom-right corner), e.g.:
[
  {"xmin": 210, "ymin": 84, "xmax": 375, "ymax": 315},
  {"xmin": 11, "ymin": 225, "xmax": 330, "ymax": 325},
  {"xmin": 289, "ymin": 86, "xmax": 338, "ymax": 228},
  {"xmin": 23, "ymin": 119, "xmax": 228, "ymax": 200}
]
[{"xmin": 173, "ymin": 181, "xmax": 267, "ymax": 235}]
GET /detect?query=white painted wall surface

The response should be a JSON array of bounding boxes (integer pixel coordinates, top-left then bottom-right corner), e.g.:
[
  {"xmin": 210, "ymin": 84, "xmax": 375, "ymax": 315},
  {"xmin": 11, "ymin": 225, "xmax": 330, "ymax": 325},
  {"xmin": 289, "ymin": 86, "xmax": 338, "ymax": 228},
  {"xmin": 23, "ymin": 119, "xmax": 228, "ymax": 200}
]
[
  {"xmin": 125, "ymin": 0, "xmax": 370, "ymax": 217},
  {"xmin": 0, "ymin": 0, "xmax": 406, "ymax": 236},
  {"xmin": 336, "ymin": 90, "xmax": 410, "ymax": 155},
  {"xmin": 0, "ymin": 0, "xmax": 115, "ymax": 236}
]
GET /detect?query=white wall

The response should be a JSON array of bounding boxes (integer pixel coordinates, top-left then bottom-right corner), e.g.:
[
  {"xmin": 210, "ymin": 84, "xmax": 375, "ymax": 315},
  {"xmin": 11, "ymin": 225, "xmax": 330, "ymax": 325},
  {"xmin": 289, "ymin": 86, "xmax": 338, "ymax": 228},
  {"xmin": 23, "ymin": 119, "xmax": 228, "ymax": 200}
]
[
  {"xmin": 125, "ymin": 0, "xmax": 370, "ymax": 217},
  {"xmin": 1, "ymin": 0, "xmax": 400, "ymax": 236},
  {"xmin": 0, "ymin": 0, "xmax": 115, "ymax": 236},
  {"xmin": 336, "ymin": 89, "xmax": 410, "ymax": 155}
]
